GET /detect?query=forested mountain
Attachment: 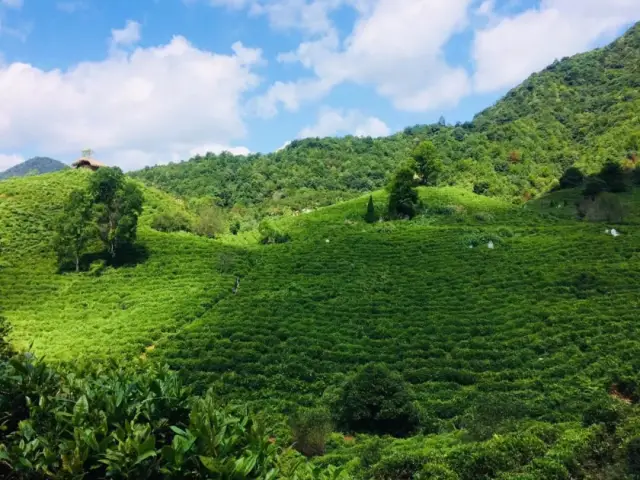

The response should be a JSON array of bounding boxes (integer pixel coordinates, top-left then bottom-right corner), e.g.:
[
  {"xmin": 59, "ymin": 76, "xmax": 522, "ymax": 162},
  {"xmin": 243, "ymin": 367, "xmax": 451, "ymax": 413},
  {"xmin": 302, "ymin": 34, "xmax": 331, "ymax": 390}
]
[
  {"xmin": 131, "ymin": 22, "xmax": 640, "ymax": 206},
  {"xmin": 0, "ymin": 157, "xmax": 68, "ymax": 180}
]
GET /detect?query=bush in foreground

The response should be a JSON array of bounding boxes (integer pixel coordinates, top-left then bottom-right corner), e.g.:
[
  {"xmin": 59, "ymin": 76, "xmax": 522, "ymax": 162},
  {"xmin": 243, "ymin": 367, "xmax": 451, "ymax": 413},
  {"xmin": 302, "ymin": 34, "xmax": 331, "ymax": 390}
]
[{"xmin": 333, "ymin": 363, "xmax": 419, "ymax": 437}]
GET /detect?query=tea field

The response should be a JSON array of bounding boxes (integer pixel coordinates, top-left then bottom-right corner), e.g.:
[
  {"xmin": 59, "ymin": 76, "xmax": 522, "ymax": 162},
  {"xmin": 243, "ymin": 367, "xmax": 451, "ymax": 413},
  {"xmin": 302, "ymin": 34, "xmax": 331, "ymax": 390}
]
[{"xmin": 2, "ymin": 171, "xmax": 640, "ymax": 477}]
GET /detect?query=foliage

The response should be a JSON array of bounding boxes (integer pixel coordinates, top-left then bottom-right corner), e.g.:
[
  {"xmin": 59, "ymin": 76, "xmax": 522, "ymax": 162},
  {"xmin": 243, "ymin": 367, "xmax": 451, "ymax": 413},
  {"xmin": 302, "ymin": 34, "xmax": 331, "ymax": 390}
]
[
  {"xmin": 597, "ymin": 160, "xmax": 628, "ymax": 193},
  {"xmin": 411, "ymin": 141, "xmax": 443, "ymax": 186},
  {"xmin": 333, "ymin": 364, "xmax": 419, "ymax": 437},
  {"xmin": 193, "ymin": 204, "xmax": 226, "ymax": 238},
  {"xmin": 52, "ymin": 189, "xmax": 95, "ymax": 272},
  {"xmin": 0, "ymin": 353, "xmax": 285, "ymax": 479},
  {"xmin": 579, "ymin": 192, "xmax": 626, "ymax": 223},
  {"xmin": 364, "ymin": 195, "xmax": 377, "ymax": 224},
  {"xmin": 627, "ymin": 436, "xmax": 640, "ymax": 477},
  {"xmin": 132, "ymin": 24, "xmax": 640, "ymax": 205},
  {"xmin": 558, "ymin": 167, "xmax": 584, "ymax": 189},
  {"xmin": 89, "ymin": 167, "xmax": 144, "ymax": 258},
  {"xmin": 151, "ymin": 210, "xmax": 193, "ymax": 233},
  {"xmin": 387, "ymin": 166, "xmax": 419, "ymax": 219},
  {"xmin": 583, "ymin": 177, "xmax": 608, "ymax": 198},
  {"xmin": 290, "ymin": 408, "xmax": 333, "ymax": 457},
  {"xmin": 258, "ymin": 219, "xmax": 290, "ymax": 244}
]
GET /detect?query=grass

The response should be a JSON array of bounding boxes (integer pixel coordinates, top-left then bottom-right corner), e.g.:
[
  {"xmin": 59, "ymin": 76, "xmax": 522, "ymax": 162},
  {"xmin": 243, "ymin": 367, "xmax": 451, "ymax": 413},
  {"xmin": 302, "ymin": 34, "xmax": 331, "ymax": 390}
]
[{"xmin": 2, "ymin": 172, "xmax": 640, "ymax": 476}]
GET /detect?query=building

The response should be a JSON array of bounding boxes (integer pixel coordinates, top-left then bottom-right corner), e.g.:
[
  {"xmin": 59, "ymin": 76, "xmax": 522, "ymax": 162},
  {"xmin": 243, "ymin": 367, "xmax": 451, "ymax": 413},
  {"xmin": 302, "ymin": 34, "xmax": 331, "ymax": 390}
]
[{"xmin": 72, "ymin": 156, "xmax": 105, "ymax": 171}]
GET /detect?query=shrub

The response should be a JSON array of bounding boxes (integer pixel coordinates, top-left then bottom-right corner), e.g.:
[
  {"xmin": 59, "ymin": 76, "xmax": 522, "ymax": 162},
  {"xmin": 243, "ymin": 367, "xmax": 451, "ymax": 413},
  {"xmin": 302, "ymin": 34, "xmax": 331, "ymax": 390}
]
[
  {"xmin": 230, "ymin": 220, "xmax": 241, "ymax": 235},
  {"xmin": 0, "ymin": 312, "xmax": 12, "ymax": 358},
  {"xmin": 582, "ymin": 397, "xmax": 625, "ymax": 433},
  {"xmin": 412, "ymin": 141, "xmax": 443, "ymax": 186},
  {"xmin": 558, "ymin": 167, "xmax": 585, "ymax": 189},
  {"xmin": 259, "ymin": 219, "xmax": 291, "ymax": 244},
  {"xmin": 633, "ymin": 166, "xmax": 640, "ymax": 186},
  {"xmin": 417, "ymin": 463, "xmax": 460, "ymax": 480},
  {"xmin": 333, "ymin": 363, "xmax": 419, "ymax": 436},
  {"xmin": 290, "ymin": 408, "xmax": 333, "ymax": 457},
  {"xmin": 473, "ymin": 182, "xmax": 491, "ymax": 195},
  {"xmin": 627, "ymin": 437, "xmax": 640, "ymax": 476},
  {"xmin": 151, "ymin": 210, "xmax": 192, "ymax": 233},
  {"xmin": 370, "ymin": 451, "xmax": 431, "ymax": 480}
]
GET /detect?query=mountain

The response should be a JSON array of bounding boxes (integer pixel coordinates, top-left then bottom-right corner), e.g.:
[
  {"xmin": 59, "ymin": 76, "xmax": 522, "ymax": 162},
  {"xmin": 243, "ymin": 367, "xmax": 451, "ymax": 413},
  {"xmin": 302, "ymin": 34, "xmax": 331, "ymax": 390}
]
[
  {"xmin": 131, "ymin": 22, "xmax": 640, "ymax": 206},
  {"xmin": 0, "ymin": 156, "xmax": 68, "ymax": 180}
]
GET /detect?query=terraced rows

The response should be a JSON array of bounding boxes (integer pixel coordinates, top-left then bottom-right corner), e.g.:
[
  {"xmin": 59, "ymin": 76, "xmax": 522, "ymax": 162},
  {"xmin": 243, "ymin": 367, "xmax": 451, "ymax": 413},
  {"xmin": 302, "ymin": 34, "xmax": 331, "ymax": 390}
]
[{"xmin": 158, "ymin": 221, "xmax": 640, "ymax": 424}]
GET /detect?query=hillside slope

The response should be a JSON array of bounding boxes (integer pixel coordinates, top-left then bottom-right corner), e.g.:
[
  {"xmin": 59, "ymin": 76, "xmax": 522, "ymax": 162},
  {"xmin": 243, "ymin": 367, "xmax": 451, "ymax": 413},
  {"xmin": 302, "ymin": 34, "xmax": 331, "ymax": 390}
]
[
  {"xmin": 0, "ymin": 157, "xmax": 68, "ymax": 180},
  {"xmin": 131, "ymin": 22, "xmax": 640, "ymax": 205},
  {"xmin": 3, "ymin": 170, "xmax": 640, "ymax": 477}
]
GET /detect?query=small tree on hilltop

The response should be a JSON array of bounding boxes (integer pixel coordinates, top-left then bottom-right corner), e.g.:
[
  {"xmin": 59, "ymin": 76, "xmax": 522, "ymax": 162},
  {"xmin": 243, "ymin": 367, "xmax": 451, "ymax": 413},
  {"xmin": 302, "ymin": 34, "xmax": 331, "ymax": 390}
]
[
  {"xmin": 388, "ymin": 166, "xmax": 419, "ymax": 219},
  {"xmin": 333, "ymin": 363, "xmax": 419, "ymax": 437},
  {"xmin": 89, "ymin": 167, "xmax": 143, "ymax": 259},
  {"xmin": 364, "ymin": 195, "xmax": 378, "ymax": 223},
  {"xmin": 412, "ymin": 141, "xmax": 443, "ymax": 186},
  {"xmin": 53, "ymin": 189, "xmax": 95, "ymax": 272}
]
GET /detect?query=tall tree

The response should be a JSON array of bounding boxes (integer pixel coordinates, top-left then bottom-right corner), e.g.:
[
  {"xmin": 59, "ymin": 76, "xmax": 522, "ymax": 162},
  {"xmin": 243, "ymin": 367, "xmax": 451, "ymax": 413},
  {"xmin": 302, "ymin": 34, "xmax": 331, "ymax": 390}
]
[
  {"xmin": 53, "ymin": 189, "xmax": 94, "ymax": 272},
  {"xmin": 364, "ymin": 195, "xmax": 377, "ymax": 223},
  {"xmin": 89, "ymin": 167, "xmax": 144, "ymax": 259},
  {"xmin": 388, "ymin": 166, "xmax": 419, "ymax": 219},
  {"xmin": 411, "ymin": 141, "xmax": 443, "ymax": 186}
]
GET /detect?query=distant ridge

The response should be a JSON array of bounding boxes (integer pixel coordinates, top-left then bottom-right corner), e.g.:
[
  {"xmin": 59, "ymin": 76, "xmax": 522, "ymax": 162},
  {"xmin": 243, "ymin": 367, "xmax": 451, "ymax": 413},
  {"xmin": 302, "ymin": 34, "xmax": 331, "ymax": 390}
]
[{"xmin": 0, "ymin": 157, "xmax": 68, "ymax": 180}]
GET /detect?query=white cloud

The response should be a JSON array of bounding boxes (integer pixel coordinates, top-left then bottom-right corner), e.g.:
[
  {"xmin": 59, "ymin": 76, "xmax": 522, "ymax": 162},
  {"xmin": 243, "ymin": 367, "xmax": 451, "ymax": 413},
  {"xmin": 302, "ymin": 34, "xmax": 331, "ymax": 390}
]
[
  {"xmin": 473, "ymin": 0, "xmax": 640, "ymax": 92},
  {"xmin": 188, "ymin": 143, "xmax": 251, "ymax": 156},
  {"xmin": 56, "ymin": 1, "xmax": 88, "ymax": 13},
  {"xmin": 0, "ymin": 153, "xmax": 24, "ymax": 171},
  {"xmin": 0, "ymin": 36, "xmax": 263, "ymax": 170},
  {"xmin": 256, "ymin": 0, "xmax": 473, "ymax": 116},
  {"xmin": 298, "ymin": 107, "xmax": 390, "ymax": 138},
  {"xmin": 276, "ymin": 140, "xmax": 291, "ymax": 151},
  {"xmin": 0, "ymin": 0, "xmax": 22, "ymax": 8},
  {"xmin": 111, "ymin": 20, "xmax": 141, "ymax": 48}
]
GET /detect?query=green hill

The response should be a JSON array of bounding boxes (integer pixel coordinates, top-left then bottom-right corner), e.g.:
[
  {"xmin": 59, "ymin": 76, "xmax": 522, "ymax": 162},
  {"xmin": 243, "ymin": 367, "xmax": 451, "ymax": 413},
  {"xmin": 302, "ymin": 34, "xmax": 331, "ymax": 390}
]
[
  {"xmin": 0, "ymin": 156, "xmax": 68, "ymax": 180},
  {"xmin": 131, "ymin": 22, "xmax": 640, "ymax": 206},
  {"xmin": 2, "ymin": 166, "xmax": 640, "ymax": 477}
]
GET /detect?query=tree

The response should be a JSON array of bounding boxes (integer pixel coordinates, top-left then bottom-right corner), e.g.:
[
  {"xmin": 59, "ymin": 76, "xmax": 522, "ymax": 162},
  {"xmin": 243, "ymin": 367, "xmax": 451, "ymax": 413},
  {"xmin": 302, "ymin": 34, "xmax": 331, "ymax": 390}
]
[
  {"xmin": 194, "ymin": 205, "xmax": 226, "ymax": 238},
  {"xmin": 364, "ymin": 195, "xmax": 377, "ymax": 223},
  {"xmin": 411, "ymin": 141, "xmax": 443, "ymax": 186},
  {"xmin": 627, "ymin": 437, "xmax": 640, "ymax": 476},
  {"xmin": 388, "ymin": 166, "xmax": 419, "ymax": 219},
  {"xmin": 559, "ymin": 166, "xmax": 584, "ymax": 189},
  {"xmin": 333, "ymin": 363, "xmax": 419, "ymax": 436},
  {"xmin": 290, "ymin": 408, "xmax": 333, "ymax": 457},
  {"xmin": 53, "ymin": 189, "xmax": 95, "ymax": 272},
  {"xmin": 598, "ymin": 161, "xmax": 627, "ymax": 193},
  {"xmin": 89, "ymin": 167, "xmax": 143, "ymax": 259}
]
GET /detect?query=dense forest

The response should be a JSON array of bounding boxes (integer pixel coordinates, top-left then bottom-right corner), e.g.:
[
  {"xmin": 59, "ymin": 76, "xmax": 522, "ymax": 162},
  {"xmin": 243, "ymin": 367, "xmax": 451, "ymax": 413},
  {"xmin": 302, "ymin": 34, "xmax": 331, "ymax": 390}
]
[{"xmin": 132, "ymin": 22, "xmax": 640, "ymax": 208}]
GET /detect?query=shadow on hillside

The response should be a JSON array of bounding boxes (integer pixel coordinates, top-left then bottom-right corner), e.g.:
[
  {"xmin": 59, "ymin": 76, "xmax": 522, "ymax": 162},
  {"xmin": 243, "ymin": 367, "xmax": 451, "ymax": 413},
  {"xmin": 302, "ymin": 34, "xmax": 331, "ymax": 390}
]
[{"xmin": 57, "ymin": 244, "xmax": 150, "ymax": 274}]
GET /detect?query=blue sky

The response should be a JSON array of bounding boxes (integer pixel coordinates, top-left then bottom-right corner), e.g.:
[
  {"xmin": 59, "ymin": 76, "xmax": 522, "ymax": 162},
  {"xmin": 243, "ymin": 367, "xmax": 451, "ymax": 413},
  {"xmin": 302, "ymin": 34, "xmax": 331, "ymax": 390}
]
[{"xmin": 0, "ymin": 0, "xmax": 638, "ymax": 170}]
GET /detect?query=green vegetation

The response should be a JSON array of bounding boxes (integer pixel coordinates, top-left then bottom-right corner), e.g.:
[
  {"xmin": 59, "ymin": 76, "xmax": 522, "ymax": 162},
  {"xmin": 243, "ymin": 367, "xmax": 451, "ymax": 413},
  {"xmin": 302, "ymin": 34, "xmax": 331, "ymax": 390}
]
[
  {"xmin": 2, "ymin": 23, "xmax": 640, "ymax": 479},
  {"xmin": 132, "ymin": 23, "xmax": 640, "ymax": 207}
]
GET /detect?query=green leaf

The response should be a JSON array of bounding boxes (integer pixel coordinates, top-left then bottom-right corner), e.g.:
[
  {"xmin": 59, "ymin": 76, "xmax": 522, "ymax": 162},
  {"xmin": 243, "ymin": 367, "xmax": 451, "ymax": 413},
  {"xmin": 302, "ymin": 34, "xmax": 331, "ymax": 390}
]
[
  {"xmin": 169, "ymin": 426, "xmax": 186, "ymax": 436},
  {"xmin": 199, "ymin": 455, "xmax": 223, "ymax": 473},
  {"xmin": 134, "ymin": 449, "xmax": 157, "ymax": 466}
]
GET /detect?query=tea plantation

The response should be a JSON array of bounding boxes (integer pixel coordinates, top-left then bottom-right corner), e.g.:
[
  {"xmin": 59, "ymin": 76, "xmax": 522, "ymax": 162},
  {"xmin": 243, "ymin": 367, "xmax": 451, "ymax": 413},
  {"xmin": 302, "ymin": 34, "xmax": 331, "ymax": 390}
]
[{"xmin": 2, "ymin": 169, "xmax": 640, "ymax": 477}]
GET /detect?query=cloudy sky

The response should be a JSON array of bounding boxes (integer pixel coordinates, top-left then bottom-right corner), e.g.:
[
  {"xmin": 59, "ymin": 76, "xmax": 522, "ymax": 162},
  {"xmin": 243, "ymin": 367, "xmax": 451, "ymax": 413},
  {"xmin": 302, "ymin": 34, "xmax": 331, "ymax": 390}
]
[{"xmin": 0, "ymin": 0, "xmax": 638, "ymax": 171}]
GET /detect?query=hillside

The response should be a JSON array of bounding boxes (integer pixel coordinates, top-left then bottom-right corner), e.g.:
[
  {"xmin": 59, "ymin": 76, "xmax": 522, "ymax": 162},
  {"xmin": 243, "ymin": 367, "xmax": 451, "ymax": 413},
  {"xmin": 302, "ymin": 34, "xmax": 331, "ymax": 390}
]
[
  {"xmin": 131, "ymin": 22, "xmax": 640, "ymax": 206},
  {"xmin": 0, "ymin": 156, "xmax": 68, "ymax": 180},
  {"xmin": 3, "ymin": 168, "xmax": 640, "ymax": 477}
]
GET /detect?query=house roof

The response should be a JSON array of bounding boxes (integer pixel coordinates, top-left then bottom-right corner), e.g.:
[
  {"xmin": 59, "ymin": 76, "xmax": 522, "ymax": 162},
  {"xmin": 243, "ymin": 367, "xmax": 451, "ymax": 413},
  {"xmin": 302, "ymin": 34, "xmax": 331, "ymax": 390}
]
[{"xmin": 72, "ymin": 157, "xmax": 106, "ymax": 168}]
